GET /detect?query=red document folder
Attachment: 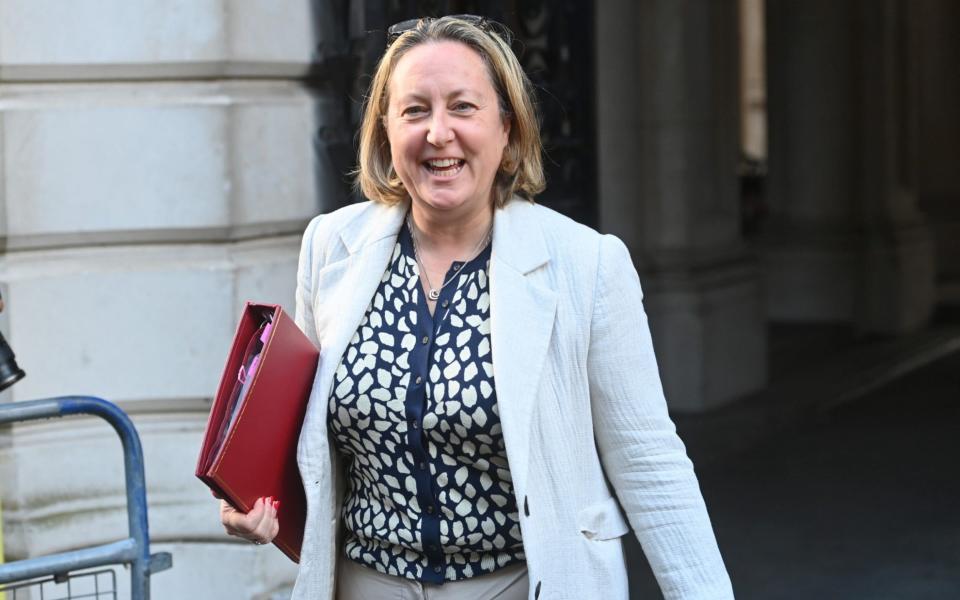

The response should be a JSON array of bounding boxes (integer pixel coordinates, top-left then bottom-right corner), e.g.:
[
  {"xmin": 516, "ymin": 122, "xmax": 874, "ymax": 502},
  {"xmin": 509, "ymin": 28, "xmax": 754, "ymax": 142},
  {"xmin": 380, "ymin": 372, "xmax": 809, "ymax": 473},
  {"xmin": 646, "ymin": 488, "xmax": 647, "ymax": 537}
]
[{"xmin": 196, "ymin": 302, "xmax": 319, "ymax": 562}]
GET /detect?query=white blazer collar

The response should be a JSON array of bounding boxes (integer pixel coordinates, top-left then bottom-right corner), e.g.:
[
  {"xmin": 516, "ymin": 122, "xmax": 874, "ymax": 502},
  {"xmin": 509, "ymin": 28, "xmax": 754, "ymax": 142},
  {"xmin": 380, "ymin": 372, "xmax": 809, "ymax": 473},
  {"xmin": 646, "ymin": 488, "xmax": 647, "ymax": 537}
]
[
  {"xmin": 337, "ymin": 200, "xmax": 408, "ymax": 256},
  {"xmin": 313, "ymin": 201, "xmax": 408, "ymax": 402},
  {"xmin": 301, "ymin": 201, "xmax": 407, "ymax": 477},
  {"xmin": 489, "ymin": 198, "xmax": 558, "ymax": 497},
  {"xmin": 491, "ymin": 198, "xmax": 551, "ymax": 275}
]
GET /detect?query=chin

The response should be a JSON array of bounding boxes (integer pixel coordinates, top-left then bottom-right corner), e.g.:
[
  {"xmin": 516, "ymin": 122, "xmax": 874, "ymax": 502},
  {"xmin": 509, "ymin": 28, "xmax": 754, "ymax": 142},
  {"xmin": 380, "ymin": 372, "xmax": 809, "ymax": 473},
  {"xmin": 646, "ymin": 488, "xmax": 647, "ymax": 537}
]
[
  {"xmin": 422, "ymin": 200, "xmax": 468, "ymax": 213},
  {"xmin": 418, "ymin": 191, "xmax": 472, "ymax": 212}
]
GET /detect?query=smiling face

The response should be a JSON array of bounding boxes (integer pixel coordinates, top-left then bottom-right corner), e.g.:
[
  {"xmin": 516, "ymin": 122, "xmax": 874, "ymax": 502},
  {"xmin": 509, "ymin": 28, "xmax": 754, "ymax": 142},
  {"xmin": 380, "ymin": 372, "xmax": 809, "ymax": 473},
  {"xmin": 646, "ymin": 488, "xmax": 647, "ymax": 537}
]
[{"xmin": 385, "ymin": 40, "xmax": 511, "ymax": 221}]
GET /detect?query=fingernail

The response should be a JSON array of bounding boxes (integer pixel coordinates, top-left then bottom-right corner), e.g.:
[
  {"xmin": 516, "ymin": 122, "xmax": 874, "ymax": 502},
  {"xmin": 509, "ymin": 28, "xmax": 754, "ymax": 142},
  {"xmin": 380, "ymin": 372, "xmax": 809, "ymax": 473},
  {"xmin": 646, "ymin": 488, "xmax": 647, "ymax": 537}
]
[{"xmin": 274, "ymin": 500, "xmax": 280, "ymax": 510}]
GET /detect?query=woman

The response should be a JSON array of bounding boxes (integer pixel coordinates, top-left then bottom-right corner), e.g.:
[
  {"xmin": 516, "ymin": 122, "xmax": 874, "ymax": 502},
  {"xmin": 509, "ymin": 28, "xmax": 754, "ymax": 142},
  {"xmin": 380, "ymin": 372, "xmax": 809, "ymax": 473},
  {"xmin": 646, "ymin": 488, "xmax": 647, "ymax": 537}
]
[{"xmin": 221, "ymin": 15, "xmax": 734, "ymax": 600}]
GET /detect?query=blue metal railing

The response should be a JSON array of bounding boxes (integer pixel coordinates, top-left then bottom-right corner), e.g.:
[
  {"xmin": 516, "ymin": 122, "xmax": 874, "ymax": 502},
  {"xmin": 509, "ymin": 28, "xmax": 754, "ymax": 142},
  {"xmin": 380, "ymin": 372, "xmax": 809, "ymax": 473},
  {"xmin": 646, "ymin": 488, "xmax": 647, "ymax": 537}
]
[{"xmin": 0, "ymin": 396, "xmax": 172, "ymax": 599}]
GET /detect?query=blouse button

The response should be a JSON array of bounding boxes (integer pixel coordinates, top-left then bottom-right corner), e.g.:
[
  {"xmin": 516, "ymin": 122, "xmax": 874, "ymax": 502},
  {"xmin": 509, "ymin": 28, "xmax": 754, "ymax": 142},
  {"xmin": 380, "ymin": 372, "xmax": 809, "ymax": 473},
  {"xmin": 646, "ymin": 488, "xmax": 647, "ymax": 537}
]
[
  {"xmin": 411, "ymin": 420, "xmax": 419, "ymax": 430},
  {"xmin": 418, "ymin": 461, "xmax": 426, "ymax": 470},
  {"xmin": 433, "ymin": 565, "xmax": 442, "ymax": 574},
  {"xmin": 426, "ymin": 505, "xmax": 435, "ymax": 515},
  {"xmin": 415, "ymin": 375, "xmax": 423, "ymax": 385},
  {"xmin": 453, "ymin": 264, "xmax": 461, "ymax": 271},
  {"xmin": 441, "ymin": 300, "xmax": 449, "ymax": 308},
  {"xmin": 421, "ymin": 335, "xmax": 429, "ymax": 345}
]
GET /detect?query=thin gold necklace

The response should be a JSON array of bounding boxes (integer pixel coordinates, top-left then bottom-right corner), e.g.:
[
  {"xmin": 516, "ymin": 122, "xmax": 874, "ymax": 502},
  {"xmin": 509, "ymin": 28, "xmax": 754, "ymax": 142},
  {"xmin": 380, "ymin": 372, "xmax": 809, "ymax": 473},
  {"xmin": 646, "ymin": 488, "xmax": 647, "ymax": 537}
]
[{"xmin": 406, "ymin": 214, "xmax": 493, "ymax": 301}]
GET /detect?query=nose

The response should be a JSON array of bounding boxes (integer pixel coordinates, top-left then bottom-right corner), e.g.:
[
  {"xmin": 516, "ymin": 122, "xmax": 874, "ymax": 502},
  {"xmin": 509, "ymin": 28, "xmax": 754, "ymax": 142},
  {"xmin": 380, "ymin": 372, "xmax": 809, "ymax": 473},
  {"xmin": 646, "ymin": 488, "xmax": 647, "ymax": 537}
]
[{"xmin": 426, "ymin": 112, "xmax": 454, "ymax": 147}]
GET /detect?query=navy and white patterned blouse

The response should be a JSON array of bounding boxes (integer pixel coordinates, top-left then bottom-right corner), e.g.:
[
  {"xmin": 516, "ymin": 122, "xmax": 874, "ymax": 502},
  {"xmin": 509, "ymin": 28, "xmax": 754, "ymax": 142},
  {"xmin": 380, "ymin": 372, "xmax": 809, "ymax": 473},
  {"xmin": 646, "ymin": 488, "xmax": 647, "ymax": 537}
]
[{"xmin": 327, "ymin": 222, "xmax": 525, "ymax": 583}]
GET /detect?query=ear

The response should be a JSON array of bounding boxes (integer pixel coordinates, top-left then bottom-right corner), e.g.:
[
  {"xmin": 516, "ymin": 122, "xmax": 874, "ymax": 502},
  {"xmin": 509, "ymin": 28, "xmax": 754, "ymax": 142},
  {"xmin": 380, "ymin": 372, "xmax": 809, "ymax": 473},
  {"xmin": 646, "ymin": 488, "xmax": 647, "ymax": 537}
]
[
  {"xmin": 499, "ymin": 119, "xmax": 518, "ymax": 172},
  {"xmin": 500, "ymin": 113, "xmax": 512, "ymax": 144}
]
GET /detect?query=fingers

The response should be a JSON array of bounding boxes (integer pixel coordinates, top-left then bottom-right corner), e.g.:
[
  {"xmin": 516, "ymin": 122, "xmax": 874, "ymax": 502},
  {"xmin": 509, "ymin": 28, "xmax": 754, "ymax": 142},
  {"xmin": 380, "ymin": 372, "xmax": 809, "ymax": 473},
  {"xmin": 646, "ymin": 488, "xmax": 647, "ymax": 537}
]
[
  {"xmin": 223, "ymin": 496, "xmax": 267, "ymax": 536},
  {"xmin": 220, "ymin": 496, "xmax": 281, "ymax": 544},
  {"xmin": 220, "ymin": 497, "xmax": 257, "ymax": 535},
  {"xmin": 250, "ymin": 497, "xmax": 280, "ymax": 543}
]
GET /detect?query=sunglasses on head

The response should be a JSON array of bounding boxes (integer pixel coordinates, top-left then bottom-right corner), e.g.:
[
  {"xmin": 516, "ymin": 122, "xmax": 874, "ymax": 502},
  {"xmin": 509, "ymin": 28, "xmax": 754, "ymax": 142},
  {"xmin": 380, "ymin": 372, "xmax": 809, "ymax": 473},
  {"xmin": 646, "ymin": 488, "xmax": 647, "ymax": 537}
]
[{"xmin": 386, "ymin": 14, "xmax": 513, "ymax": 47}]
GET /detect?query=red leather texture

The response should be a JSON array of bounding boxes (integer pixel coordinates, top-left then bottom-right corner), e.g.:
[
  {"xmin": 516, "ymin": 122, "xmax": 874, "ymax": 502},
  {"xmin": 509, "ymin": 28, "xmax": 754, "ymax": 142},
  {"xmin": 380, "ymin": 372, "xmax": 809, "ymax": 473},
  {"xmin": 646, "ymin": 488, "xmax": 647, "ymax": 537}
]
[{"xmin": 196, "ymin": 302, "xmax": 319, "ymax": 562}]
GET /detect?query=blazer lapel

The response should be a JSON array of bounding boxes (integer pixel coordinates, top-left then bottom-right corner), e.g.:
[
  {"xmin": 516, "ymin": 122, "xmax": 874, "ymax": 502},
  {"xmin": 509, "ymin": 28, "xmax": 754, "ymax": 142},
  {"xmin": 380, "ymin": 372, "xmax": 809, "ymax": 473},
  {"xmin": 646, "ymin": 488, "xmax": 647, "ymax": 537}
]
[
  {"xmin": 302, "ymin": 202, "xmax": 407, "ymax": 452},
  {"xmin": 489, "ymin": 200, "xmax": 558, "ymax": 497}
]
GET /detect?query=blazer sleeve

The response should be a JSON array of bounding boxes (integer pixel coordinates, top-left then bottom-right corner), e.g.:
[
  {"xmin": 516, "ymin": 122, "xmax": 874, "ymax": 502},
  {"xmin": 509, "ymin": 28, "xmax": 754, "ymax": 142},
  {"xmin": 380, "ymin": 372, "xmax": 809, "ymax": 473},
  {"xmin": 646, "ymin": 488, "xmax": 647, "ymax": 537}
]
[
  {"xmin": 294, "ymin": 215, "xmax": 324, "ymax": 349},
  {"xmin": 587, "ymin": 234, "xmax": 734, "ymax": 600}
]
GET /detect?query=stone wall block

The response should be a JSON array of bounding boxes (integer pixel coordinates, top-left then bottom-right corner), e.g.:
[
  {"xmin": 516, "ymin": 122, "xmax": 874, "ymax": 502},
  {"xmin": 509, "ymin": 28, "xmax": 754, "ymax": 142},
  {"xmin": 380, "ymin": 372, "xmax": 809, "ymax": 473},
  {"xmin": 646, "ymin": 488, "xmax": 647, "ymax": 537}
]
[
  {"xmin": 0, "ymin": 82, "xmax": 324, "ymax": 249},
  {"xmin": 700, "ymin": 276, "xmax": 768, "ymax": 404},
  {"xmin": 646, "ymin": 265, "xmax": 767, "ymax": 412},
  {"xmin": 0, "ymin": 0, "xmax": 316, "ymax": 80},
  {"xmin": 857, "ymin": 225, "xmax": 937, "ymax": 333},
  {"xmin": 1, "ymin": 414, "xmax": 300, "ymax": 599},
  {"xmin": 646, "ymin": 291, "xmax": 706, "ymax": 411},
  {"xmin": 762, "ymin": 233, "xmax": 859, "ymax": 321},
  {"xmin": 2, "ymin": 419, "xmax": 131, "ymax": 559},
  {"xmin": 1, "ymin": 412, "xmax": 260, "ymax": 557},
  {"xmin": 0, "ymin": 239, "xmax": 299, "ymax": 404}
]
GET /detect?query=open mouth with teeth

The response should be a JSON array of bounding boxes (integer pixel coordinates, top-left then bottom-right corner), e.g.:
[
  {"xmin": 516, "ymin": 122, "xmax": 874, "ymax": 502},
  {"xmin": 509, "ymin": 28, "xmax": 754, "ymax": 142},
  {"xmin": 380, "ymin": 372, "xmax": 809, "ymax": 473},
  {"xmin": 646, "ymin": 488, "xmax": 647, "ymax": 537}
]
[{"xmin": 424, "ymin": 158, "xmax": 465, "ymax": 176}]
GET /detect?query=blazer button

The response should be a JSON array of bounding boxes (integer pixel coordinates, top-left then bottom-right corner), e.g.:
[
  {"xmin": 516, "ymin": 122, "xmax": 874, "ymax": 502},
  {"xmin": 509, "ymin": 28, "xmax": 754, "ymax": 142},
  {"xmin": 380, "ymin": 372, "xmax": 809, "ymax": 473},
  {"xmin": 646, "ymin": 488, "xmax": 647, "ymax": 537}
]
[
  {"xmin": 524, "ymin": 496, "xmax": 530, "ymax": 517},
  {"xmin": 535, "ymin": 580, "xmax": 542, "ymax": 598}
]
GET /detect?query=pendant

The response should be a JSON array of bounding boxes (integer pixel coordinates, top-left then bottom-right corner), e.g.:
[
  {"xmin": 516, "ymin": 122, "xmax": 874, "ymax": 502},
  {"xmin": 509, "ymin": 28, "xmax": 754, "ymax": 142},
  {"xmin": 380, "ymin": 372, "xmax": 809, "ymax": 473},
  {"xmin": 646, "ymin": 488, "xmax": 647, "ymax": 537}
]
[{"xmin": 428, "ymin": 288, "xmax": 440, "ymax": 301}]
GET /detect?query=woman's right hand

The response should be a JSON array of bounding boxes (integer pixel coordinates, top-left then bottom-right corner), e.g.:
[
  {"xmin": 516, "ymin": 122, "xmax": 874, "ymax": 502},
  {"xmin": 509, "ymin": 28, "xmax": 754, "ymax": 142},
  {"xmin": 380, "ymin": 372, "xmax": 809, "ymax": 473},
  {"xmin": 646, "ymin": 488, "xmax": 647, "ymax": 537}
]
[{"xmin": 220, "ymin": 496, "xmax": 280, "ymax": 545}]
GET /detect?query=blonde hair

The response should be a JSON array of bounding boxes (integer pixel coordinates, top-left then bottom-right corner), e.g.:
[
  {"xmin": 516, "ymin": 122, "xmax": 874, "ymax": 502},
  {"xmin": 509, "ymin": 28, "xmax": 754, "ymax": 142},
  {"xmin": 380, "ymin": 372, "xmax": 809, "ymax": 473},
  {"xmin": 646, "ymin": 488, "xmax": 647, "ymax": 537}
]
[{"xmin": 356, "ymin": 16, "xmax": 545, "ymax": 208}]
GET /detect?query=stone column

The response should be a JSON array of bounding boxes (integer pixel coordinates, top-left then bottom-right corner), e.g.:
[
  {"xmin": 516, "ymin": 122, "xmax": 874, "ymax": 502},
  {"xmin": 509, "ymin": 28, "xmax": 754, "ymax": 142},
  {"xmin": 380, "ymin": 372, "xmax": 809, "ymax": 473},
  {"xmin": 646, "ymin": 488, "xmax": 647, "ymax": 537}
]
[
  {"xmin": 764, "ymin": 0, "xmax": 935, "ymax": 331},
  {"xmin": 596, "ymin": 0, "xmax": 766, "ymax": 412},
  {"xmin": 0, "ymin": 2, "xmax": 349, "ymax": 597},
  {"xmin": 915, "ymin": 0, "xmax": 960, "ymax": 304},
  {"xmin": 763, "ymin": 0, "xmax": 861, "ymax": 321},
  {"xmin": 855, "ymin": 0, "xmax": 936, "ymax": 332}
]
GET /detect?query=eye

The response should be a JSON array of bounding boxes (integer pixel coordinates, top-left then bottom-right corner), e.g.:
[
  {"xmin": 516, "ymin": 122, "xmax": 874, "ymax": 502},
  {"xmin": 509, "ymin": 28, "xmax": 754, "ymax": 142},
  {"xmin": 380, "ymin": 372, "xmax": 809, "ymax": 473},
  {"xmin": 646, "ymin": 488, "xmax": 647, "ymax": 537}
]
[
  {"xmin": 452, "ymin": 102, "xmax": 476, "ymax": 113},
  {"xmin": 402, "ymin": 105, "xmax": 427, "ymax": 117}
]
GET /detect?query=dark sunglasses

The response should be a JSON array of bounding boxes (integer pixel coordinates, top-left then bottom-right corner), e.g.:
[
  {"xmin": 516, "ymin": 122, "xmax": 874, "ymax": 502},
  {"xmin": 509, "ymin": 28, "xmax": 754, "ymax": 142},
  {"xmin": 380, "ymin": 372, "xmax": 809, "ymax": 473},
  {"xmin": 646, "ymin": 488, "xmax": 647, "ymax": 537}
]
[{"xmin": 386, "ymin": 14, "xmax": 513, "ymax": 47}]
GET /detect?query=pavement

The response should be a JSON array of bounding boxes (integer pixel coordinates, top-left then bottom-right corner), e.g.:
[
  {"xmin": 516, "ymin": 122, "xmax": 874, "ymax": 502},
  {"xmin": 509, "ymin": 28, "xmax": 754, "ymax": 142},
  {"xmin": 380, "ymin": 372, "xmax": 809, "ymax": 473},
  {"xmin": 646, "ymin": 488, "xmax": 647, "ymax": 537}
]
[{"xmin": 623, "ymin": 320, "xmax": 960, "ymax": 599}]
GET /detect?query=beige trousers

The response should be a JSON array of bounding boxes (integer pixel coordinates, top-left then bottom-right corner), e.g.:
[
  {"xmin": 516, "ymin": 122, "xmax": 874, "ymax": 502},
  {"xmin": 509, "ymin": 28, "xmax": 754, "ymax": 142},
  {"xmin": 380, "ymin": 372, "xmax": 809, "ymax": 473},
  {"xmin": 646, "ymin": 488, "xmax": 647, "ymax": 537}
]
[{"xmin": 335, "ymin": 557, "xmax": 529, "ymax": 600}]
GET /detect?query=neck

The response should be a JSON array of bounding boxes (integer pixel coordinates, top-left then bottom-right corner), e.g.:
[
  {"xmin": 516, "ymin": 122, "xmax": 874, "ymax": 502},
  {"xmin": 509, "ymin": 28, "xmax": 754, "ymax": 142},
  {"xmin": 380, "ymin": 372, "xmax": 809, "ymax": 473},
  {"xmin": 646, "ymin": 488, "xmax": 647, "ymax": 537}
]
[{"xmin": 408, "ymin": 200, "xmax": 493, "ymax": 255}]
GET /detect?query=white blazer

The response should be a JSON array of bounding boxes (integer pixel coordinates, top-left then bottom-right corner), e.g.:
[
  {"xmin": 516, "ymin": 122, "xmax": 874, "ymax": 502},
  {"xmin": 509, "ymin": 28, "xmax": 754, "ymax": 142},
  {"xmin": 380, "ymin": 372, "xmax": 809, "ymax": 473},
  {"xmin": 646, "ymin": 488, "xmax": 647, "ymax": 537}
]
[{"xmin": 290, "ymin": 198, "xmax": 733, "ymax": 600}]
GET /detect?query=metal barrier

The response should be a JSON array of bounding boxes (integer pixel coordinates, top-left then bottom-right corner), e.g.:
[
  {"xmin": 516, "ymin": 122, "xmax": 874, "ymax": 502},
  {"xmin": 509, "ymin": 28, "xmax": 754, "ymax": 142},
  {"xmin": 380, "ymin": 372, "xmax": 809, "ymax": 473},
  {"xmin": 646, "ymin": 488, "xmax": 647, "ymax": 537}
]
[{"xmin": 0, "ymin": 396, "xmax": 172, "ymax": 600}]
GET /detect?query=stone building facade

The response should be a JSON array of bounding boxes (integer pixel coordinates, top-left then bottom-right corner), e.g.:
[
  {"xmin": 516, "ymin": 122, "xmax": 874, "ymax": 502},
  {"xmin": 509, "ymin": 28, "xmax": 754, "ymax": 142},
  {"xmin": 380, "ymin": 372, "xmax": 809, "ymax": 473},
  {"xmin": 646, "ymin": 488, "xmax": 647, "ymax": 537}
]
[{"xmin": 1, "ymin": 1, "xmax": 957, "ymax": 598}]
